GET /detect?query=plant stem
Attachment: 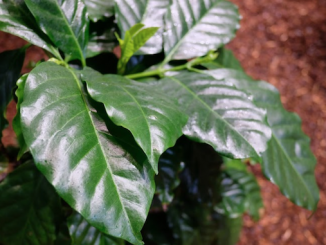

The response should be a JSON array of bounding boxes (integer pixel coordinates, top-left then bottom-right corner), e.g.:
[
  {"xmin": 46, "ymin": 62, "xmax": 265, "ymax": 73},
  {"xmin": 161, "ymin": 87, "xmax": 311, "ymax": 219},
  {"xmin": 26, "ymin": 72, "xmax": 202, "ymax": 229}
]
[{"xmin": 125, "ymin": 63, "xmax": 188, "ymax": 79}]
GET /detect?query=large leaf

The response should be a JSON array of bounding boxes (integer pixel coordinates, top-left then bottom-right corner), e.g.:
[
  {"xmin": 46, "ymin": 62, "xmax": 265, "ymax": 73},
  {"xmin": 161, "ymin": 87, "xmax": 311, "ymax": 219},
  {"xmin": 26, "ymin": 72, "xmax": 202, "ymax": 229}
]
[
  {"xmin": 156, "ymin": 71, "xmax": 271, "ymax": 159},
  {"xmin": 12, "ymin": 74, "xmax": 28, "ymax": 159},
  {"xmin": 0, "ymin": 161, "xmax": 62, "ymax": 245},
  {"xmin": 83, "ymin": 0, "xmax": 115, "ymax": 22},
  {"xmin": 83, "ymin": 69, "xmax": 187, "ymax": 173},
  {"xmin": 115, "ymin": 0, "xmax": 170, "ymax": 54},
  {"xmin": 0, "ymin": 48, "xmax": 25, "ymax": 139},
  {"xmin": 0, "ymin": 0, "xmax": 59, "ymax": 56},
  {"xmin": 20, "ymin": 62, "xmax": 155, "ymax": 245},
  {"xmin": 68, "ymin": 212, "xmax": 125, "ymax": 245},
  {"xmin": 24, "ymin": 0, "xmax": 89, "ymax": 65},
  {"xmin": 206, "ymin": 68, "xmax": 319, "ymax": 210},
  {"xmin": 163, "ymin": 0, "xmax": 240, "ymax": 63}
]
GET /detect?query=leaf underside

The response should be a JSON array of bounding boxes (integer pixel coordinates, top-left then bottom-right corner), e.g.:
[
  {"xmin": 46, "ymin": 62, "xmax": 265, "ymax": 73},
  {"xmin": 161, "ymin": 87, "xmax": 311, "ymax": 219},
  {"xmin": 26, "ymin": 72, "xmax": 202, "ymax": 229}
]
[
  {"xmin": 206, "ymin": 68, "xmax": 319, "ymax": 210},
  {"xmin": 156, "ymin": 71, "xmax": 271, "ymax": 159},
  {"xmin": 83, "ymin": 69, "xmax": 187, "ymax": 173},
  {"xmin": 163, "ymin": 0, "xmax": 240, "ymax": 61},
  {"xmin": 115, "ymin": 0, "xmax": 170, "ymax": 54},
  {"xmin": 0, "ymin": 161, "xmax": 62, "ymax": 245},
  {"xmin": 20, "ymin": 62, "xmax": 155, "ymax": 245}
]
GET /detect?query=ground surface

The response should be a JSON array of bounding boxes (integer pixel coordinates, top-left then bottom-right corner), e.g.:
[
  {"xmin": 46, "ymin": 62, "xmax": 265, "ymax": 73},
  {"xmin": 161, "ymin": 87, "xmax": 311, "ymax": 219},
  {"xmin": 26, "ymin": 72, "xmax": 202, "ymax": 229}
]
[{"xmin": 0, "ymin": 0, "xmax": 326, "ymax": 244}]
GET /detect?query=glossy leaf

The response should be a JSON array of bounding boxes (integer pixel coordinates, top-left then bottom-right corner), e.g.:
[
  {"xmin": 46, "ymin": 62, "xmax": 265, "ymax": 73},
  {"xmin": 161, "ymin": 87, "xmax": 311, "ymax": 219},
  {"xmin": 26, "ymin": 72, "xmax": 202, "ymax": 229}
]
[
  {"xmin": 206, "ymin": 68, "xmax": 319, "ymax": 210},
  {"xmin": 156, "ymin": 148, "xmax": 183, "ymax": 204},
  {"xmin": 0, "ymin": 48, "xmax": 25, "ymax": 139},
  {"xmin": 163, "ymin": 0, "xmax": 240, "ymax": 63},
  {"xmin": 20, "ymin": 62, "xmax": 155, "ymax": 245},
  {"xmin": 225, "ymin": 164, "xmax": 263, "ymax": 220},
  {"xmin": 12, "ymin": 74, "xmax": 28, "ymax": 159},
  {"xmin": 215, "ymin": 171, "xmax": 245, "ymax": 217},
  {"xmin": 0, "ymin": 161, "xmax": 62, "ymax": 245},
  {"xmin": 68, "ymin": 212, "xmax": 125, "ymax": 245},
  {"xmin": 83, "ymin": 69, "xmax": 188, "ymax": 173},
  {"xmin": 203, "ymin": 47, "xmax": 243, "ymax": 71},
  {"xmin": 83, "ymin": 0, "xmax": 115, "ymax": 22},
  {"xmin": 0, "ymin": 0, "xmax": 59, "ymax": 56},
  {"xmin": 215, "ymin": 213, "xmax": 242, "ymax": 245},
  {"xmin": 157, "ymin": 71, "xmax": 271, "ymax": 159},
  {"xmin": 115, "ymin": 0, "xmax": 170, "ymax": 54},
  {"xmin": 25, "ymin": 0, "xmax": 89, "ymax": 64}
]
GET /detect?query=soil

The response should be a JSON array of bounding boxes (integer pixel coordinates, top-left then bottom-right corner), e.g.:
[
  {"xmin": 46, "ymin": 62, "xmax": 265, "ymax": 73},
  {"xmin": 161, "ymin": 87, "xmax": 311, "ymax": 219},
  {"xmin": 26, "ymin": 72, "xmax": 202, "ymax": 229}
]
[{"xmin": 1, "ymin": 0, "xmax": 326, "ymax": 244}]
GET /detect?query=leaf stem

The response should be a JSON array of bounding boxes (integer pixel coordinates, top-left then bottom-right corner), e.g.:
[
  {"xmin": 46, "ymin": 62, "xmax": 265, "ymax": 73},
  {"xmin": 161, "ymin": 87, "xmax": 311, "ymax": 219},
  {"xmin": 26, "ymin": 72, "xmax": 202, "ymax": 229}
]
[{"xmin": 125, "ymin": 63, "xmax": 189, "ymax": 79}]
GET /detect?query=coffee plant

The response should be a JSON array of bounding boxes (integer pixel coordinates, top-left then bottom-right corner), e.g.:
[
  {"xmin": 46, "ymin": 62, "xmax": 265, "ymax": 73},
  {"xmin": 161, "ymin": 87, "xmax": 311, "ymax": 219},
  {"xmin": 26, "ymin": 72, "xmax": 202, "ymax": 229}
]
[{"xmin": 0, "ymin": 0, "xmax": 319, "ymax": 244}]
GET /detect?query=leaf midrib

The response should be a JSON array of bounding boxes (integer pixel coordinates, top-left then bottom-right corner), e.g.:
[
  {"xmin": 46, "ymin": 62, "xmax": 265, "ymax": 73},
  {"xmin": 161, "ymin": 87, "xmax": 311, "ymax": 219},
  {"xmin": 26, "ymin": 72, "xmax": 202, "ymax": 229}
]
[
  {"xmin": 269, "ymin": 133, "xmax": 315, "ymax": 204},
  {"xmin": 68, "ymin": 69, "xmax": 138, "ymax": 241},
  {"xmin": 168, "ymin": 76, "xmax": 257, "ymax": 157},
  {"xmin": 162, "ymin": 0, "xmax": 223, "ymax": 65},
  {"xmin": 49, "ymin": 0, "xmax": 84, "ymax": 62}
]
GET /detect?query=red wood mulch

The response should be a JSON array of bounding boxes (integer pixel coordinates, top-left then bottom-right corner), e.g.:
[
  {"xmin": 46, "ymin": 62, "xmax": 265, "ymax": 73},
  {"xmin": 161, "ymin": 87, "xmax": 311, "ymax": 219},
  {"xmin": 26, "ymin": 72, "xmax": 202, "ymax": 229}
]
[{"xmin": 1, "ymin": 0, "xmax": 326, "ymax": 244}]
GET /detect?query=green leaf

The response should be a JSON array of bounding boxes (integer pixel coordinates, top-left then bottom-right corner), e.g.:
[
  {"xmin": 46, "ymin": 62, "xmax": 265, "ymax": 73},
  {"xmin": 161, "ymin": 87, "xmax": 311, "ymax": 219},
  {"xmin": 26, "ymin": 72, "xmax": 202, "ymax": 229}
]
[
  {"xmin": 82, "ymin": 69, "xmax": 188, "ymax": 173},
  {"xmin": 133, "ymin": 27, "xmax": 159, "ymax": 52},
  {"xmin": 0, "ymin": 48, "xmax": 25, "ymax": 139},
  {"xmin": 0, "ymin": 161, "xmax": 62, "ymax": 245},
  {"xmin": 206, "ymin": 68, "xmax": 319, "ymax": 210},
  {"xmin": 225, "ymin": 164, "xmax": 263, "ymax": 220},
  {"xmin": 118, "ymin": 30, "xmax": 134, "ymax": 74},
  {"xmin": 24, "ymin": 0, "xmax": 89, "ymax": 65},
  {"xmin": 156, "ymin": 71, "xmax": 271, "ymax": 159},
  {"xmin": 12, "ymin": 74, "xmax": 28, "ymax": 159},
  {"xmin": 0, "ymin": 0, "xmax": 59, "ymax": 56},
  {"xmin": 20, "ymin": 62, "xmax": 155, "ymax": 245},
  {"xmin": 68, "ymin": 212, "xmax": 125, "ymax": 245},
  {"xmin": 155, "ymin": 147, "xmax": 183, "ymax": 204},
  {"xmin": 83, "ymin": 0, "xmax": 115, "ymax": 22},
  {"xmin": 215, "ymin": 214, "xmax": 242, "ymax": 245},
  {"xmin": 215, "ymin": 171, "xmax": 245, "ymax": 217},
  {"xmin": 203, "ymin": 47, "xmax": 244, "ymax": 71},
  {"xmin": 115, "ymin": 0, "xmax": 171, "ymax": 54},
  {"xmin": 0, "ymin": 154, "xmax": 8, "ymax": 175},
  {"xmin": 163, "ymin": 0, "xmax": 240, "ymax": 63}
]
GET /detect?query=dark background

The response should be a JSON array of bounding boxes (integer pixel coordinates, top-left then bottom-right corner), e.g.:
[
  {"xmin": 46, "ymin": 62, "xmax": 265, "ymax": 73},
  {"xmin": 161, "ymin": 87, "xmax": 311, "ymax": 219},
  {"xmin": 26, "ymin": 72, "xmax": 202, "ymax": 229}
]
[{"xmin": 1, "ymin": 0, "xmax": 325, "ymax": 244}]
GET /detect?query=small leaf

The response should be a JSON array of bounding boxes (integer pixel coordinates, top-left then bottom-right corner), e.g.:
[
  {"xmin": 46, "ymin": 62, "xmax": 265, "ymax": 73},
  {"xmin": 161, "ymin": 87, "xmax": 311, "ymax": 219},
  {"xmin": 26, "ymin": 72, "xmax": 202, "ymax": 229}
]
[
  {"xmin": 0, "ymin": 0, "xmax": 59, "ymax": 56},
  {"xmin": 118, "ymin": 30, "xmax": 134, "ymax": 74},
  {"xmin": 163, "ymin": 0, "xmax": 240, "ymax": 63},
  {"xmin": 24, "ymin": 0, "xmax": 89, "ymax": 65},
  {"xmin": 206, "ymin": 68, "xmax": 319, "ymax": 210},
  {"xmin": 0, "ymin": 48, "xmax": 25, "ymax": 139},
  {"xmin": 129, "ymin": 23, "xmax": 145, "ymax": 36},
  {"xmin": 156, "ymin": 71, "xmax": 272, "ymax": 159},
  {"xmin": 68, "ymin": 212, "xmax": 125, "ymax": 245},
  {"xmin": 83, "ymin": 0, "xmax": 115, "ymax": 22},
  {"xmin": 115, "ymin": 0, "xmax": 171, "ymax": 54},
  {"xmin": 133, "ymin": 27, "xmax": 159, "ymax": 52},
  {"xmin": 20, "ymin": 62, "xmax": 155, "ymax": 245},
  {"xmin": 0, "ymin": 161, "xmax": 63, "ymax": 245},
  {"xmin": 83, "ymin": 69, "xmax": 188, "ymax": 173},
  {"xmin": 12, "ymin": 74, "xmax": 28, "ymax": 159}
]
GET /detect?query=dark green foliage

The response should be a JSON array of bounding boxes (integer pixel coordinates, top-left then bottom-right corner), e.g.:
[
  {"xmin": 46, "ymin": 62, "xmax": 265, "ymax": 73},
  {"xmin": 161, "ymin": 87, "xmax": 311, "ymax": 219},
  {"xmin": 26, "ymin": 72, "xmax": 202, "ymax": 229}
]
[{"xmin": 0, "ymin": 0, "xmax": 319, "ymax": 244}]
